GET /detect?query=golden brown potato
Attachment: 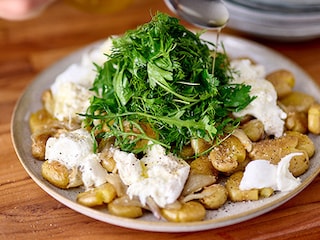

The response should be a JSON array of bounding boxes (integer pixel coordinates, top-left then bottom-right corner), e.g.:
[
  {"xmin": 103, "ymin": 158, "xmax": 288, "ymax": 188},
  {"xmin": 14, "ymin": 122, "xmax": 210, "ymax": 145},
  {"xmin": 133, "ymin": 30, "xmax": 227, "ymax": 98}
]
[
  {"xmin": 249, "ymin": 133, "xmax": 310, "ymax": 177},
  {"xmin": 179, "ymin": 144, "xmax": 195, "ymax": 159},
  {"xmin": 190, "ymin": 155, "xmax": 219, "ymax": 176},
  {"xmin": 182, "ymin": 184, "xmax": 228, "ymax": 209},
  {"xmin": 108, "ymin": 200, "xmax": 143, "ymax": 218},
  {"xmin": 101, "ymin": 156, "xmax": 116, "ymax": 173},
  {"xmin": 232, "ymin": 129, "xmax": 253, "ymax": 152},
  {"xmin": 288, "ymin": 151, "xmax": 309, "ymax": 177},
  {"xmin": 308, "ymin": 103, "xmax": 320, "ymax": 134},
  {"xmin": 259, "ymin": 188, "xmax": 274, "ymax": 198},
  {"xmin": 31, "ymin": 130, "xmax": 53, "ymax": 160},
  {"xmin": 209, "ymin": 135, "xmax": 246, "ymax": 173},
  {"xmin": 77, "ymin": 183, "xmax": 117, "ymax": 207},
  {"xmin": 41, "ymin": 160, "xmax": 70, "ymax": 189},
  {"xmin": 29, "ymin": 108, "xmax": 55, "ymax": 134},
  {"xmin": 249, "ymin": 134, "xmax": 299, "ymax": 164},
  {"xmin": 67, "ymin": 167, "xmax": 83, "ymax": 188},
  {"xmin": 77, "ymin": 189, "xmax": 103, "ymax": 207},
  {"xmin": 179, "ymin": 138, "xmax": 213, "ymax": 159},
  {"xmin": 241, "ymin": 119, "xmax": 265, "ymax": 142},
  {"xmin": 266, "ymin": 69, "xmax": 295, "ymax": 99},
  {"xmin": 231, "ymin": 157, "xmax": 251, "ymax": 173},
  {"xmin": 99, "ymin": 145, "xmax": 117, "ymax": 172},
  {"xmin": 122, "ymin": 121, "xmax": 157, "ymax": 151},
  {"xmin": 107, "ymin": 195, "xmax": 143, "ymax": 218},
  {"xmin": 198, "ymin": 184, "xmax": 228, "ymax": 209},
  {"xmin": 285, "ymin": 111, "xmax": 308, "ymax": 134},
  {"xmin": 285, "ymin": 131, "xmax": 315, "ymax": 158},
  {"xmin": 225, "ymin": 172, "xmax": 274, "ymax": 201},
  {"xmin": 191, "ymin": 138, "xmax": 212, "ymax": 156},
  {"xmin": 225, "ymin": 171, "xmax": 259, "ymax": 202},
  {"xmin": 280, "ymin": 91, "xmax": 315, "ymax": 113},
  {"xmin": 161, "ymin": 201, "xmax": 206, "ymax": 222}
]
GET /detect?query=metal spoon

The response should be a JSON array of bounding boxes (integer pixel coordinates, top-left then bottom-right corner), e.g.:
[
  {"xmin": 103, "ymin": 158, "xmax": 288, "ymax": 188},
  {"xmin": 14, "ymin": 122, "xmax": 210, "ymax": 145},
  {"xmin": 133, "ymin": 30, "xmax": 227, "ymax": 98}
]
[
  {"xmin": 164, "ymin": 0, "xmax": 230, "ymax": 75},
  {"xmin": 164, "ymin": 0, "xmax": 229, "ymax": 30}
]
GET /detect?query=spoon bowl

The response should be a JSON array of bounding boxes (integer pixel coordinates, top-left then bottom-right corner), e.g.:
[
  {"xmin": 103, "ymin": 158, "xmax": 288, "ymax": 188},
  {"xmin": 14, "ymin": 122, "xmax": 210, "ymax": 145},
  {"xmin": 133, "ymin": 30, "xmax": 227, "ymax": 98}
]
[{"xmin": 164, "ymin": 0, "xmax": 229, "ymax": 29}]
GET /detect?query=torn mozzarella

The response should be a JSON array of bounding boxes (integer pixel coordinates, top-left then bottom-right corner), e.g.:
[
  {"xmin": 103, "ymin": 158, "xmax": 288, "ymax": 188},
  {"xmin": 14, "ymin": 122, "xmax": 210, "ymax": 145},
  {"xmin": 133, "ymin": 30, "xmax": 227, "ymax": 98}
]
[
  {"xmin": 45, "ymin": 128, "xmax": 108, "ymax": 189},
  {"xmin": 49, "ymin": 38, "xmax": 113, "ymax": 122},
  {"xmin": 240, "ymin": 152, "xmax": 302, "ymax": 192},
  {"xmin": 113, "ymin": 144, "xmax": 190, "ymax": 208},
  {"xmin": 231, "ymin": 59, "xmax": 287, "ymax": 137}
]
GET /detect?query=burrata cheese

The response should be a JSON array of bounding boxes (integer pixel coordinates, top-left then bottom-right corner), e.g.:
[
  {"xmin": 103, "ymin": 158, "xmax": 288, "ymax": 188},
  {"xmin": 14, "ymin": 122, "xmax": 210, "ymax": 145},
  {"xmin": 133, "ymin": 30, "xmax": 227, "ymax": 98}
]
[
  {"xmin": 240, "ymin": 152, "xmax": 302, "ymax": 192},
  {"xmin": 231, "ymin": 59, "xmax": 287, "ymax": 137},
  {"xmin": 113, "ymin": 144, "xmax": 190, "ymax": 208},
  {"xmin": 45, "ymin": 128, "xmax": 108, "ymax": 189},
  {"xmin": 49, "ymin": 38, "xmax": 113, "ymax": 122}
]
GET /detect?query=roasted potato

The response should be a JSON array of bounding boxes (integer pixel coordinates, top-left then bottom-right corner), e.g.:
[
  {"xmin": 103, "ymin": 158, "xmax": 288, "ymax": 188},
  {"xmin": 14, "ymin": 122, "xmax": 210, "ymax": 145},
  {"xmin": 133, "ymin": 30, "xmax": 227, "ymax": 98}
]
[
  {"xmin": 161, "ymin": 201, "xmax": 206, "ymax": 222},
  {"xmin": 198, "ymin": 184, "xmax": 228, "ymax": 209},
  {"xmin": 288, "ymin": 151, "xmax": 309, "ymax": 177},
  {"xmin": 225, "ymin": 171, "xmax": 259, "ymax": 202},
  {"xmin": 99, "ymin": 146, "xmax": 117, "ymax": 173},
  {"xmin": 285, "ymin": 131, "xmax": 315, "ymax": 158},
  {"xmin": 179, "ymin": 143, "xmax": 195, "ymax": 158},
  {"xmin": 190, "ymin": 155, "xmax": 219, "ymax": 176},
  {"xmin": 308, "ymin": 103, "xmax": 320, "ymax": 134},
  {"xmin": 108, "ymin": 196, "xmax": 143, "ymax": 218},
  {"xmin": 280, "ymin": 91, "xmax": 315, "ymax": 113},
  {"xmin": 77, "ymin": 183, "xmax": 117, "ymax": 207},
  {"xmin": 249, "ymin": 134, "xmax": 298, "ymax": 164},
  {"xmin": 285, "ymin": 111, "xmax": 308, "ymax": 134},
  {"xmin": 191, "ymin": 138, "xmax": 212, "ymax": 156},
  {"xmin": 241, "ymin": 119, "xmax": 265, "ymax": 142},
  {"xmin": 266, "ymin": 69, "xmax": 295, "ymax": 99},
  {"xmin": 31, "ymin": 130, "xmax": 54, "ymax": 160},
  {"xmin": 29, "ymin": 108, "xmax": 55, "ymax": 134},
  {"xmin": 249, "ymin": 133, "xmax": 311, "ymax": 176},
  {"xmin": 259, "ymin": 188, "xmax": 274, "ymax": 198},
  {"xmin": 41, "ymin": 160, "xmax": 70, "ymax": 189},
  {"xmin": 209, "ymin": 135, "xmax": 246, "ymax": 173}
]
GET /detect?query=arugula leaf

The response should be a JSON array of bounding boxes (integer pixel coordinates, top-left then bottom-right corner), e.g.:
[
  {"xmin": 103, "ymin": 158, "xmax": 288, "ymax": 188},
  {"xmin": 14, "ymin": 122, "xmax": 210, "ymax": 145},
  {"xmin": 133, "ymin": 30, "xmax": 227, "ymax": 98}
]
[{"xmin": 84, "ymin": 12, "xmax": 255, "ymax": 157}]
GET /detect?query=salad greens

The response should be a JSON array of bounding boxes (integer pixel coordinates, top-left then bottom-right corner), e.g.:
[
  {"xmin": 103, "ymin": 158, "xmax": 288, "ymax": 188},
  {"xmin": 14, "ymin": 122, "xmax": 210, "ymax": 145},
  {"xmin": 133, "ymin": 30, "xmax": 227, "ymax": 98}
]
[{"xmin": 84, "ymin": 12, "xmax": 255, "ymax": 157}]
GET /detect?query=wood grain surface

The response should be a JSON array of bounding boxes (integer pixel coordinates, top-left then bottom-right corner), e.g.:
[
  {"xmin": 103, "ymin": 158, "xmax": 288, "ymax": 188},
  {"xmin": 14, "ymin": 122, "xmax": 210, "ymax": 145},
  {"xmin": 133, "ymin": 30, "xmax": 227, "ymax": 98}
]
[{"xmin": 1, "ymin": 0, "xmax": 320, "ymax": 239}]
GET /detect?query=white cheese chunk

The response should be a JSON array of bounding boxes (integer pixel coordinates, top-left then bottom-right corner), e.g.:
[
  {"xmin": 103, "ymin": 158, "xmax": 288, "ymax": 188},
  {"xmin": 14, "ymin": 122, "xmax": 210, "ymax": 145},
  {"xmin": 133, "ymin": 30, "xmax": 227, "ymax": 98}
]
[
  {"xmin": 49, "ymin": 38, "xmax": 113, "ymax": 122},
  {"xmin": 81, "ymin": 37, "xmax": 113, "ymax": 68},
  {"xmin": 276, "ymin": 153, "xmax": 302, "ymax": 191},
  {"xmin": 240, "ymin": 152, "xmax": 302, "ymax": 192},
  {"xmin": 80, "ymin": 154, "xmax": 109, "ymax": 188},
  {"xmin": 113, "ymin": 144, "xmax": 190, "ymax": 208},
  {"xmin": 45, "ymin": 128, "xmax": 108, "ymax": 189},
  {"xmin": 239, "ymin": 160, "xmax": 278, "ymax": 190},
  {"xmin": 51, "ymin": 81, "xmax": 93, "ymax": 122},
  {"xmin": 112, "ymin": 150, "xmax": 143, "ymax": 186},
  {"xmin": 231, "ymin": 59, "xmax": 287, "ymax": 137}
]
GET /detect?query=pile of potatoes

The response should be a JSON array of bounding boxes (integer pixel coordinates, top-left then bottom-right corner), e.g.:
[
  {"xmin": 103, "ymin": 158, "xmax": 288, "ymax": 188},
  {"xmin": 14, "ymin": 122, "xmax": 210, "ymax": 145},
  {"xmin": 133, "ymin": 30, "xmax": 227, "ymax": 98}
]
[{"xmin": 29, "ymin": 65, "xmax": 319, "ymax": 222}]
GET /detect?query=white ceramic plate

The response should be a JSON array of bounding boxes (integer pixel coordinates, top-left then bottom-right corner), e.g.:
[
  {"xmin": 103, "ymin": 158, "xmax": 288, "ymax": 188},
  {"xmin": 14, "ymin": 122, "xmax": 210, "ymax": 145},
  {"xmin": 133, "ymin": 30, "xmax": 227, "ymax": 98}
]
[{"xmin": 11, "ymin": 33, "xmax": 320, "ymax": 232}]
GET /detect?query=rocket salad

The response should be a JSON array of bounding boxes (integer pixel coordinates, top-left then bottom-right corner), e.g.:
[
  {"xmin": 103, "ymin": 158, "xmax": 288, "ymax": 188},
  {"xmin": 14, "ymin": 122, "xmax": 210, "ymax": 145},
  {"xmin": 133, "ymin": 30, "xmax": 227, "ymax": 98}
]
[{"xmin": 84, "ymin": 13, "xmax": 255, "ymax": 156}]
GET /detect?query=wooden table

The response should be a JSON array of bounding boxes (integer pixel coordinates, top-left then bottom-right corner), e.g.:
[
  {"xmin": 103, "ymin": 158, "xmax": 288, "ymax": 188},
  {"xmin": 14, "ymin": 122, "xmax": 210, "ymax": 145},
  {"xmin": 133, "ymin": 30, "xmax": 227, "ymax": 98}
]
[{"xmin": 1, "ymin": 1, "xmax": 320, "ymax": 239}]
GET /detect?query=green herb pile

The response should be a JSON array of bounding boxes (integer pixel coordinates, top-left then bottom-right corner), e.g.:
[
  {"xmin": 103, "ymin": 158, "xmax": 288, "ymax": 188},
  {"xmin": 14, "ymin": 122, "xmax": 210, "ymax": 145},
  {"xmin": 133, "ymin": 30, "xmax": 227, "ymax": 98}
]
[{"xmin": 84, "ymin": 12, "xmax": 254, "ymax": 157}]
